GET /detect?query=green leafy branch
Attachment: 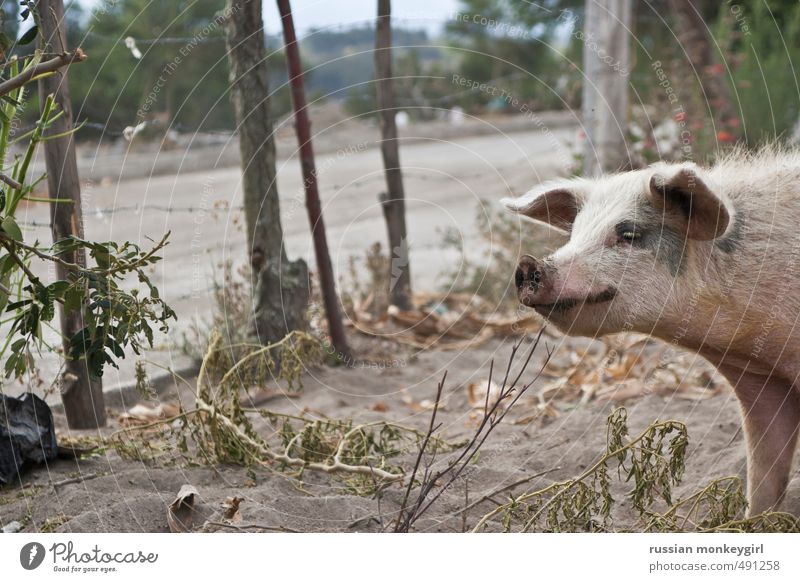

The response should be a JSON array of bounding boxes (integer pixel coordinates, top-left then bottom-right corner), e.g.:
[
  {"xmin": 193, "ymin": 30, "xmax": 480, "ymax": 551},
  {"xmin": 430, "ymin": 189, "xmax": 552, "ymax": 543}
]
[{"xmin": 0, "ymin": 41, "xmax": 175, "ymax": 380}]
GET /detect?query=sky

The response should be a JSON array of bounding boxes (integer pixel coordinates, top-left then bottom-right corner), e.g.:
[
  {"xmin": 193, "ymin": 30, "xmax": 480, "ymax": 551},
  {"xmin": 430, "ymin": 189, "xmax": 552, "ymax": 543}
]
[
  {"xmin": 77, "ymin": 0, "xmax": 462, "ymax": 37},
  {"xmin": 263, "ymin": 0, "xmax": 461, "ymax": 36}
]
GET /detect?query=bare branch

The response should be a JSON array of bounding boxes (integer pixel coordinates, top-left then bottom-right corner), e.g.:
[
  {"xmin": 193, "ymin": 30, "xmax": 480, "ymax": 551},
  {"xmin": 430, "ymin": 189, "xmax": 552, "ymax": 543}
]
[
  {"xmin": 0, "ymin": 173, "xmax": 22, "ymax": 190},
  {"xmin": 393, "ymin": 329, "xmax": 552, "ymax": 532},
  {"xmin": 0, "ymin": 49, "xmax": 87, "ymax": 97}
]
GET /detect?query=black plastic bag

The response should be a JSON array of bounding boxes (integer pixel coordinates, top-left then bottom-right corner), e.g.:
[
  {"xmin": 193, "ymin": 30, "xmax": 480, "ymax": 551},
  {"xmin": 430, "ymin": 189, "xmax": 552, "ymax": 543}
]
[{"xmin": 0, "ymin": 393, "xmax": 58, "ymax": 485}]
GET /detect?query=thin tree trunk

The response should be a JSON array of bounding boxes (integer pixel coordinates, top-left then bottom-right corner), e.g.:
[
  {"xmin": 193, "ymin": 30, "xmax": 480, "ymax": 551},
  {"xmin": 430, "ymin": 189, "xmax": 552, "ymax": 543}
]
[
  {"xmin": 375, "ymin": 0, "xmax": 412, "ymax": 310},
  {"xmin": 582, "ymin": 0, "xmax": 632, "ymax": 176},
  {"xmin": 225, "ymin": 0, "xmax": 309, "ymax": 344},
  {"xmin": 668, "ymin": 0, "xmax": 738, "ymax": 131},
  {"xmin": 276, "ymin": 0, "xmax": 350, "ymax": 358},
  {"xmin": 37, "ymin": 0, "xmax": 105, "ymax": 429}
]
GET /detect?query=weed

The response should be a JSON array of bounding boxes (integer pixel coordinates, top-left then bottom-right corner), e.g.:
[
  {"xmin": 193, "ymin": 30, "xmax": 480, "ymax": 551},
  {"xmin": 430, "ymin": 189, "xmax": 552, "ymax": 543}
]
[{"xmin": 474, "ymin": 408, "xmax": 800, "ymax": 533}]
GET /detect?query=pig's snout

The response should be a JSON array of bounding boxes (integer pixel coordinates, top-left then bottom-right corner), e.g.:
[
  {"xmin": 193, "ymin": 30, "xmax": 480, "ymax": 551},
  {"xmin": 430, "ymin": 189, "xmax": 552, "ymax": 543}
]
[{"xmin": 515, "ymin": 255, "xmax": 544, "ymax": 307}]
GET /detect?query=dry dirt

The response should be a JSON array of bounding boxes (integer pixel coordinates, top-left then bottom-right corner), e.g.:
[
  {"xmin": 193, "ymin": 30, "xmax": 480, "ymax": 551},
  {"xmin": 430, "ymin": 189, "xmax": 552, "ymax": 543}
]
[{"xmin": 3, "ymin": 330, "xmax": 799, "ymax": 533}]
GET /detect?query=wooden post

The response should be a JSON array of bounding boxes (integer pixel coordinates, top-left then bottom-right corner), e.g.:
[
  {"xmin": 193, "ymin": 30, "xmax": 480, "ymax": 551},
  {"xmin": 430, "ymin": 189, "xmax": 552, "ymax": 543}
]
[
  {"xmin": 225, "ymin": 0, "xmax": 309, "ymax": 346},
  {"xmin": 581, "ymin": 0, "xmax": 632, "ymax": 176},
  {"xmin": 375, "ymin": 0, "xmax": 412, "ymax": 310},
  {"xmin": 276, "ymin": 0, "xmax": 350, "ymax": 358},
  {"xmin": 36, "ymin": 0, "xmax": 105, "ymax": 428}
]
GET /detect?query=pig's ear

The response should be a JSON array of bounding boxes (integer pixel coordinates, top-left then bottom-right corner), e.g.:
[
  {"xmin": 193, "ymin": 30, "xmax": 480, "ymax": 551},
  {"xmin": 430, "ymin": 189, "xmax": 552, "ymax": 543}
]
[
  {"xmin": 648, "ymin": 167, "xmax": 730, "ymax": 241},
  {"xmin": 501, "ymin": 180, "xmax": 585, "ymax": 233}
]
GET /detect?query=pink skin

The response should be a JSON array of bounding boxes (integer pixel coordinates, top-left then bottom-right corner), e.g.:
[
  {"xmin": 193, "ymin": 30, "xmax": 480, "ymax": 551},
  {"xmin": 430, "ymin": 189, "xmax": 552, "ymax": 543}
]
[
  {"xmin": 716, "ymin": 361, "xmax": 800, "ymax": 515},
  {"xmin": 515, "ymin": 254, "xmax": 617, "ymax": 332},
  {"xmin": 509, "ymin": 158, "xmax": 800, "ymax": 516},
  {"xmin": 517, "ymin": 248, "xmax": 800, "ymax": 516}
]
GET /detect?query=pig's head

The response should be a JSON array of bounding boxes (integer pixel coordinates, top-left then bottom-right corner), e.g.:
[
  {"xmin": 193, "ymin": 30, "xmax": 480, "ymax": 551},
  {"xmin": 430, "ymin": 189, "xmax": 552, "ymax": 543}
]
[{"xmin": 504, "ymin": 163, "xmax": 732, "ymax": 337}]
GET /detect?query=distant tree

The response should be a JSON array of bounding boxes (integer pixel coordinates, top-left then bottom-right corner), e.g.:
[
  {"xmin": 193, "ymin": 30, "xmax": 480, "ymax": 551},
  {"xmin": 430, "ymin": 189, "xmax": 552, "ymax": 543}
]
[
  {"xmin": 63, "ymin": 0, "xmax": 232, "ymax": 133},
  {"xmin": 375, "ymin": 0, "xmax": 412, "ymax": 310},
  {"xmin": 581, "ymin": 0, "xmax": 632, "ymax": 175},
  {"xmin": 668, "ymin": 0, "xmax": 739, "ymax": 142},
  {"xmin": 225, "ymin": 0, "xmax": 309, "ymax": 344},
  {"xmin": 447, "ymin": 0, "xmax": 583, "ymax": 111},
  {"xmin": 715, "ymin": 1, "xmax": 800, "ymax": 144}
]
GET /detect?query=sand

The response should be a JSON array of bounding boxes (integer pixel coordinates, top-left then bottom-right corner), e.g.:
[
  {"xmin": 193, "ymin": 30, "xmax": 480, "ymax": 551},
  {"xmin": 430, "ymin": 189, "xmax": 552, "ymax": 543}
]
[{"xmin": 3, "ymin": 330, "xmax": 798, "ymax": 533}]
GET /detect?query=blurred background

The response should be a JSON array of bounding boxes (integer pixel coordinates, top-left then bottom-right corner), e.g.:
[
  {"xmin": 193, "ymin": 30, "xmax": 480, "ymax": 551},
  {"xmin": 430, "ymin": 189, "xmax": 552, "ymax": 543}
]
[
  {"xmin": 1, "ymin": 0, "xmax": 798, "ymax": 396},
  {"xmin": 3, "ymin": 1, "xmax": 796, "ymax": 154}
]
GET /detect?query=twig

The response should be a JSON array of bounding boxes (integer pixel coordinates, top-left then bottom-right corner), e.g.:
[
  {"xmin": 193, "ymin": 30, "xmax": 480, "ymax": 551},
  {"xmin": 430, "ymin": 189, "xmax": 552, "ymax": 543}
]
[
  {"xmin": 0, "ymin": 173, "xmax": 22, "ymax": 190},
  {"xmin": 454, "ymin": 468, "xmax": 561, "ymax": 516},
  {"xmin": 195, "ymin": 398, "xmax": 403, "ymax": 482},
  {"xmin": 0, "ymin": 49, "xmax": 87, "ymax": 97},
  {"xmin": 0, "ymin": 239, "xmax": 41, "ymax": 285},
  {"xmin": 394, "ymin": 330, "xmax": 551, "ymax": 532},
  {"xmin": 461, "ymin": 479, "xmax": 469, "ymax": 532},
  {"xmin": 0, "ymin": 231, "xmax": 170, "ymax": 278},
  {"xmin": 51, "ymin": 472, "xmax": 101, "ymax": 489},
  {"xmin": 205, "ymin": 521, "xmax": 298, "ymax": 533},
  {"xmin": 395, "ymin": 371, "xmax": 446, "ymax": 528}
]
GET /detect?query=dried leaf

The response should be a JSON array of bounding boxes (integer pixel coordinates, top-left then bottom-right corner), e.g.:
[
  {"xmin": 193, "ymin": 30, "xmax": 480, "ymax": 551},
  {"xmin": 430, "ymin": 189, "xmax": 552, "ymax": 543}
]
[
  {"xmin": 402, "ymin": 393, "xmax": 446, "ymax": 412},
  {"xmin": 467, "ymin": 379, "xmax": 506, "ymax": 411},
  {"xmin": 167, "ymin": 485, "xmax": 200, "ymax": 533},
  {"xmin": 221, "ymin": 496, "xmax": 243, "ymax": 523}
]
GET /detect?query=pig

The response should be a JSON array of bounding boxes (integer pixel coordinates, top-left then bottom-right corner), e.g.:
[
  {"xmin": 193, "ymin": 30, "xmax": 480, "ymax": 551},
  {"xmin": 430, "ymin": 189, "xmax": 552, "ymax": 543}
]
[{"xmin": 503, "ymin": 146, "xmax": 800, "ymax": 516}]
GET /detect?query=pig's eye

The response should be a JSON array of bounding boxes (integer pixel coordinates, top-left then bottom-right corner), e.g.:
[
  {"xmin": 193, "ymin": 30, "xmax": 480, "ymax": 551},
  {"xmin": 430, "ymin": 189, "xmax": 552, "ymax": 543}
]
[{"xmin": 614, "ymin": 222, "xmax": 642, "ymax": 244}]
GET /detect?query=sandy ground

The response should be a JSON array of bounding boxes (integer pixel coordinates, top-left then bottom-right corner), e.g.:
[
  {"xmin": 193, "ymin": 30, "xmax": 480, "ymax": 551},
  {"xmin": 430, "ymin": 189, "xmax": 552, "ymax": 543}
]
[{"xmin": 3, "ymin": 330, "xmax": 799, "ymax": 533}]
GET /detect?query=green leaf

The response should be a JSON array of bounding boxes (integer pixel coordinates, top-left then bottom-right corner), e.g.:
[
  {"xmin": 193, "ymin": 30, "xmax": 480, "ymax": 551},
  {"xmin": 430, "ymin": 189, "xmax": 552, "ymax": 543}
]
[
  {"xmin": 93, "ymin": 246, "xmax": 110, "ymax": 269},
  {"xmin": 0, "ymin": 254, "xmax": 17, "ymax": 276},
  {"xmin": 18, "ymin": 25, "xmax": 38, "ymax": 46},
  {"xmin": 63, "ymin": 286, "xmax": 83, "ymax": 313},
  {"xmin": 1, "ymin": 216, "xmax": 23, "ymax": 242},
  {"xmin": 46, "ymin": 280, "xmax": 70, "ymax": 300}
]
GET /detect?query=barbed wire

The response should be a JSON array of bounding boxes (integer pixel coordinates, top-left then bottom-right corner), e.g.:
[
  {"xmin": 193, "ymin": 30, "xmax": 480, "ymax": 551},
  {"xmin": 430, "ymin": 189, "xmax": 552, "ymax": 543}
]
[
  {"xmin": 12, "ymin": 166, "xmax": 515, "ymax": 229},
  {"xmin": 82, "ymin": 31, "xmax": 227, "ymax": 46}
]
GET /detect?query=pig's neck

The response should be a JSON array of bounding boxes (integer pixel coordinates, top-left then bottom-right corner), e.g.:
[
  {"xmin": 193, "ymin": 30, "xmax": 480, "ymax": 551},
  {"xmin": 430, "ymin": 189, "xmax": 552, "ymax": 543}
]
[{"xmin": 649, "ymin": 244, "xmax": 783, "ymax": 377}]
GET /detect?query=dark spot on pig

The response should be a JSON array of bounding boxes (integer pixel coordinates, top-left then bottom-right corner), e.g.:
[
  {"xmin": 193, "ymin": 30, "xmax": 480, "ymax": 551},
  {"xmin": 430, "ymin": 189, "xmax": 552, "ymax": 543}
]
[
  {"xmin": 589, "ymin": 288, "xmax": 617, "ymax": 304},
  {"xmin": 649, "ymin": 225, "xmax": 686, "ymax": 276},
  {"xmin": 625, "ymin": 207, "xmax": 687, "ymax": 276}
]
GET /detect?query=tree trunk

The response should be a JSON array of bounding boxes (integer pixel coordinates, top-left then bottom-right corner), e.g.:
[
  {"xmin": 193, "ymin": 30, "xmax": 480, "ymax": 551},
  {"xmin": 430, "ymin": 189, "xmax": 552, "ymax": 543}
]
[
  {"xmin": 375, "ymin": 0, "xmax": 412, "ymax": 310},
  {"xmin": 276, "ymin": 0, "xmax": 350, "ymax": 358},
  {"xmin": 668, "ymin": 0, "xmax": 738, "ymax": 132},
  {"xmin": 225, "ymin": 0, "xmax": 309, "ymax": 344},
  {"xmin": 36, "ymin": 0, "xmax": 105, "ymax": 429},
  {"xmin": 582, "ymin": 0, "xmax": 632, "ymax": 176}
]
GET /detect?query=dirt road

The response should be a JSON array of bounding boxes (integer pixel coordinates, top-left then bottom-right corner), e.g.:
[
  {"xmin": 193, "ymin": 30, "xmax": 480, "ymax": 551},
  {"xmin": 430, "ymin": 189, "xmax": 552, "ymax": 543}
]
[{"xmin": 10, "ymin": 120, "xmax": 577, "ymax": 399}]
